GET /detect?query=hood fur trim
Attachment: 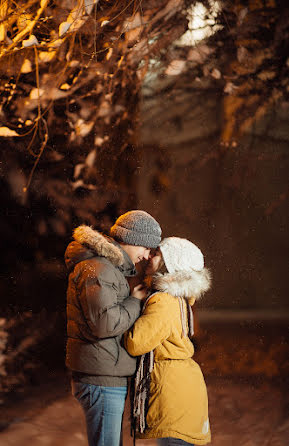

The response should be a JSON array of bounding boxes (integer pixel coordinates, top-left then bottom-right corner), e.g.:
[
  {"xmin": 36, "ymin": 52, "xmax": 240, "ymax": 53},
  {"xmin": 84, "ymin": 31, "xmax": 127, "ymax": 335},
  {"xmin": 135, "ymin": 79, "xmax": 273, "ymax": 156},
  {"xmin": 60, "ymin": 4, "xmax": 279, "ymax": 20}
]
[
  {"xmin": 152, "ymin": 268, "xmax": 211, "ymax": 300},
  {"xmin": 73, "ymin": 225, "xmax": 124, "ymax": 267}
]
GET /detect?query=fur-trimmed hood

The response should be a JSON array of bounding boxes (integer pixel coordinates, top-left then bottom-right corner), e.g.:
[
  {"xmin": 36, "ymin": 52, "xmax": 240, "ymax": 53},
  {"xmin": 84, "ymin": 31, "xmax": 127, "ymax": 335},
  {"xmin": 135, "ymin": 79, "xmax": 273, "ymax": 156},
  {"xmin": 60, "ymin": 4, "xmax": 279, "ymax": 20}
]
[
  {"xmin": 151, "ymin": 268, "xmax": 211, "ymax": 300},
  {"xmin": 65, "ymin": 225, "xmax": 135, "ymax": 275}
]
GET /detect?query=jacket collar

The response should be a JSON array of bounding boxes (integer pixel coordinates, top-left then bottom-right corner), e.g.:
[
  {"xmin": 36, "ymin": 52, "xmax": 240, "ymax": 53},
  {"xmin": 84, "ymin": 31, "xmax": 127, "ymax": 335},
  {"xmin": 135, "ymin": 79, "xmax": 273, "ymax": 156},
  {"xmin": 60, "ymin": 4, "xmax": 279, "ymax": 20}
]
[
  {"xmin": 150, "ymin": 268, "xmax": 211, "ymax": 300},
  {"xmin": 65, "ymin": 225, "xmax": 136, "ymax": 276},
  {"xmin": 115, "ymin": 242, "xmax": 137, "ymax": 277}
]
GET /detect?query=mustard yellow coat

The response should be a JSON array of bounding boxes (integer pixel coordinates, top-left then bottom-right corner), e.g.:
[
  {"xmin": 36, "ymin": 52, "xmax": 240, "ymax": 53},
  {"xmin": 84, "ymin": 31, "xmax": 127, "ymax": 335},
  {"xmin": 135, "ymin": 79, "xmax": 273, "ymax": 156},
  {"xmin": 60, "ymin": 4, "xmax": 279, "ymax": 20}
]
[{"xmin": 125, "ymin": 282, "xmax": 211, "ymax": 445}]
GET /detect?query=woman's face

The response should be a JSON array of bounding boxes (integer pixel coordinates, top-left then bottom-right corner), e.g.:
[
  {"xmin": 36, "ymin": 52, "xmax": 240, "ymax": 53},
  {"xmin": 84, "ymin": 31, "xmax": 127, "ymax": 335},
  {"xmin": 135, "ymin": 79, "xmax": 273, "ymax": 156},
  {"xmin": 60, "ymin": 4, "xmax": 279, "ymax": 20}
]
[{"xmin": 145, "ymin": 248, "xmax": 163, "ymax": 275}]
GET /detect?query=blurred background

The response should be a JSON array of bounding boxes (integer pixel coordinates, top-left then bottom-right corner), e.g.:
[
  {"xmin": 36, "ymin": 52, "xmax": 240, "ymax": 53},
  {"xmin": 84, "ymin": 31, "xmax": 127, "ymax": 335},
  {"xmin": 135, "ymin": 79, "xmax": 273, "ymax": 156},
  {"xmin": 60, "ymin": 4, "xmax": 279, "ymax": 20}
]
[{"xmin": 0, "ymin": 0, "xmax": 289, "ymax": 444}]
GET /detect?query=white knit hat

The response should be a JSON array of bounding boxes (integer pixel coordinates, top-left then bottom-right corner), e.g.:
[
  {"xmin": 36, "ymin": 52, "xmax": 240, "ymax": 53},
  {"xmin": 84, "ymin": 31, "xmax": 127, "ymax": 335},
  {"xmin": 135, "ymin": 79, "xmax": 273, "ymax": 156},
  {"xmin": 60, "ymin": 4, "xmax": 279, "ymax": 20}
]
[{"xmin": 159, "ymin": 237, "xmax": 204, "ymax": 273}]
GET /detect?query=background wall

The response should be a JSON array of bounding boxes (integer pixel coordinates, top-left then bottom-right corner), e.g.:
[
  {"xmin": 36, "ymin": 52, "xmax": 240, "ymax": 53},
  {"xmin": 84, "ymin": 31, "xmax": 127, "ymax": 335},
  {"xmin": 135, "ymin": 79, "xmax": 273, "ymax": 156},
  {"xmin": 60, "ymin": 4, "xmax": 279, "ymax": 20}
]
[{"xmin": 136, "ymin": 77, "xmax": 289, "ymax": 310}]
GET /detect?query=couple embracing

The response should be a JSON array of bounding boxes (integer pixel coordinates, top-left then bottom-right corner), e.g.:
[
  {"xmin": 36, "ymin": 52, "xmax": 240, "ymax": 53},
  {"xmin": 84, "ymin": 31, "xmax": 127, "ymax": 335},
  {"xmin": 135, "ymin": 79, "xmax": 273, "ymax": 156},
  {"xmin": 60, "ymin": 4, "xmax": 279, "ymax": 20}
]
[{"xmin": 65, "ymin": 210, "xmax": 211, "ymax": 446}]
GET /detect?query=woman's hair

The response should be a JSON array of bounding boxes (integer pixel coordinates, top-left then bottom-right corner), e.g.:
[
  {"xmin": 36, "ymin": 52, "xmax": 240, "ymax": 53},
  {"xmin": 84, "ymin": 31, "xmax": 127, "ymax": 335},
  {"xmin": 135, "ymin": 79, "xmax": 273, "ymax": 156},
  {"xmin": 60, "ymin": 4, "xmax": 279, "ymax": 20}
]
[
  {"xmin": 153, "ymin": 248, "xmax": 168, "ymax": 275},
  {"xmin": 156, "ymin": 254, "xmax": 168, "ymax": 275}
]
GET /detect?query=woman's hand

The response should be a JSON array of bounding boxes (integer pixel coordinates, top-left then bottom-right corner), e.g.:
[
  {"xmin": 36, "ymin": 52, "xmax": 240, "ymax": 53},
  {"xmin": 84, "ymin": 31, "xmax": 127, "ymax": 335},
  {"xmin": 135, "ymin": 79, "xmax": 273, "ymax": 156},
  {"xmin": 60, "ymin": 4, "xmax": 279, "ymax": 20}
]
[{"xmin": 132, "ymin": 284, "xmax": 147, "ymax": 300}]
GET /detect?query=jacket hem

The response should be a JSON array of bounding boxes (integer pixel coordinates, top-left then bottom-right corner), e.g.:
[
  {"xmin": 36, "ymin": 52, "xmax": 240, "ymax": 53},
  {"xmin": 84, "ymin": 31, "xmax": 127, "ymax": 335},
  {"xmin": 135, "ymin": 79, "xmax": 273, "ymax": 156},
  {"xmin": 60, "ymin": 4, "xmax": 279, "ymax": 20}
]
[
  {"xmin": 137, "ymin": 430, "xmax": 211, "ymax": 445},
  {"xmin": 71, "ymin": 371, "xmax": 127, "ymax": 387}
]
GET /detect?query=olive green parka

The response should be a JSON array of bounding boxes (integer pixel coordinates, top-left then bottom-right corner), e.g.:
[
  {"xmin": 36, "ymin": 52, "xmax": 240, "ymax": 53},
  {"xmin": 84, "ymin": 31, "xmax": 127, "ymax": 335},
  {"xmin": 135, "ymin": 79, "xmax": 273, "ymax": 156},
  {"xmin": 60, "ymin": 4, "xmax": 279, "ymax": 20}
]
[{"xmin": 65, "ymin": 225, "xmax": 142, "ymax": 386}]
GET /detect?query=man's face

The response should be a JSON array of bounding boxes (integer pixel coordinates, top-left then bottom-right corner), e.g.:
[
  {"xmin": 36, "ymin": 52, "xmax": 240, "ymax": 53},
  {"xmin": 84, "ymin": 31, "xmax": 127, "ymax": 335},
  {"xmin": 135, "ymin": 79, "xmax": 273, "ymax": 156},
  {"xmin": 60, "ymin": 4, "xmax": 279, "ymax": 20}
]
[{"xmin": 123, "ymin": 245, "xmax": 151, "ymax": 265}]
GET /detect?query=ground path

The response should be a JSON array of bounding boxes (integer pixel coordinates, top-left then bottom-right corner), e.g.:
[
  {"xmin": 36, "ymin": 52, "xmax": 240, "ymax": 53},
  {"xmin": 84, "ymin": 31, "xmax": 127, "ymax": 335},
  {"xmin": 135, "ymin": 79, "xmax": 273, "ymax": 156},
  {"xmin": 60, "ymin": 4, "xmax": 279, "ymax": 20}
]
[
  {"xmin": 1, "ymin": 319, "xmax": 288, "ymax": 446},
  {"xmin": 1, "ymin": 376, "xmax": 288, "ymax": 446}
]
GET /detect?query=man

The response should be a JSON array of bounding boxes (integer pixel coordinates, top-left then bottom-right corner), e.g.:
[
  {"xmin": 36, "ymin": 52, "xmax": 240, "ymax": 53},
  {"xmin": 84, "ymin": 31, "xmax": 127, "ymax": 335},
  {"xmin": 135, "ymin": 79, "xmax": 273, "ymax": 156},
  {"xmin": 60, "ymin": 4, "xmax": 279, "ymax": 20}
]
[{"xmin": 64, "ymin": 210, "xmax": 162, "ymax": 446}]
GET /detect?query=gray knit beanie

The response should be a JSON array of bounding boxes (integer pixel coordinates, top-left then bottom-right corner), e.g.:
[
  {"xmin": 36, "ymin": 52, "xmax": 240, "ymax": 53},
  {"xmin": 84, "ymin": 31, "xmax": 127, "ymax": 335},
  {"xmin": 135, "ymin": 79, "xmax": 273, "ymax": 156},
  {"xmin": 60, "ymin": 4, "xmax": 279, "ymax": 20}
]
[{"xmin": 110, "ymin": 210, "xmax": 161, "ymax": 248}]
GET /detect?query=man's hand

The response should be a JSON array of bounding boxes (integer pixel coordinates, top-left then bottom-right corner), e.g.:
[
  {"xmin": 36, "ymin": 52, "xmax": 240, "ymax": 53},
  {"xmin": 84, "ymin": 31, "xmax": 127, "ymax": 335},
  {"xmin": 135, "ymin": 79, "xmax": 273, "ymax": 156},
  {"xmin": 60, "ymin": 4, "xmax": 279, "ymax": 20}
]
[{"xmin": 132, "ymin": 284, "xmax": 147, "ymax": 301}]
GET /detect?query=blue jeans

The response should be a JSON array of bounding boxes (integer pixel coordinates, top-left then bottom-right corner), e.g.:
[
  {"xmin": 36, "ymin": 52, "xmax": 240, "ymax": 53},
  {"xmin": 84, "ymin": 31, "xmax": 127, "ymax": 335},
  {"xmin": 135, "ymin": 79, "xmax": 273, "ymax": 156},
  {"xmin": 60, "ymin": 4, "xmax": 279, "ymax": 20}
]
[
  {"xmin": 158, "ymin": 439, "xmax": 194, "ymax": 446},
  {"xmin": 72, "ymin": 380, "xmax": 127, "ymax": 446}
]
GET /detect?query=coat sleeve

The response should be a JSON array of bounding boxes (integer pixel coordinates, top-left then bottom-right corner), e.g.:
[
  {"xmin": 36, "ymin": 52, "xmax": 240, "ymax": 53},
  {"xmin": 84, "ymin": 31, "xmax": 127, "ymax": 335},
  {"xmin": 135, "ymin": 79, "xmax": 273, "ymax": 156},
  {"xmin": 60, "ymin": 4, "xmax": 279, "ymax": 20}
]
[
  {"xmin": 124, "ymin": 293, "xmax": 171, "ymax": 356},
  {"xmin": 77, "ymin": 264, "xmax": 142, "ymax": 339}
]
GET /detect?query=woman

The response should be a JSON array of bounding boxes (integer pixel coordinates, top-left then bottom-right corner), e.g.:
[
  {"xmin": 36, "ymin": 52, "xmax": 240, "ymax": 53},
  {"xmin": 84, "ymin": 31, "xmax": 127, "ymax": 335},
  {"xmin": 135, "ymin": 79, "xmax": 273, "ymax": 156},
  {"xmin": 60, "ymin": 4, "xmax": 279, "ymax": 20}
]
[{"xmin": 124, "ymin": 237, "xmax": 211, "ymax": 446}]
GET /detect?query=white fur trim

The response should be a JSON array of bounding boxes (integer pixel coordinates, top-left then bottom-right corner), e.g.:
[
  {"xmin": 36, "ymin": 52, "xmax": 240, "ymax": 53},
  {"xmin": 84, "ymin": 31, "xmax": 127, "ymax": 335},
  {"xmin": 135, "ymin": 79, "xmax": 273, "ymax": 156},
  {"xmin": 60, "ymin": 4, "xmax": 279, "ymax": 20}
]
[
  {"xmin": 73, "ymin": 225, "xmax": 124, "ymax": 266},
  {"xmin": 152, "ymin": 268, "xmax": 211, "ymax": 300}
]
